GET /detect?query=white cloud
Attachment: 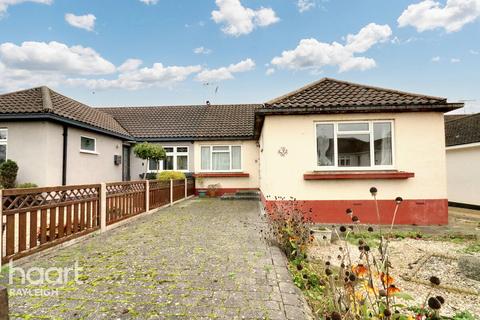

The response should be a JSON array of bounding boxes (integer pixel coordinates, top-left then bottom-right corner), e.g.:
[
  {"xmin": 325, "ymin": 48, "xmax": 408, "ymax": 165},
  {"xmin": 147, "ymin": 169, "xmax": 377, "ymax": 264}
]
[
  {"xmin": 117, "ymin": 58, "xmax": 143, "ymax": 73},
  {"xmin": 0, "ymin": 41, "xmax": 203, "ymax": 91},
  {"xmin": 0, "ymin": 41, "xmax": 115, "ymax": 75},
  {"xmin": 398, "ymin": 0, "xmax": 480, "ymax": 33},
  {"xmin": 270, "ymin": 23, "xmax": 392, "ymax": 73},
  {"xmin": 297, "ymin": 0, "xmax": 315, "ymax": 13},
  {"xmin": 68, "ymin": 62, "xmax": 201, "ymax": 90},
  {"xmin": 470, "ymin": 49, "xmax": 479, "ymax": 54},
  {"xmin": 0, "ymin": 0, "xmax": 52, "ymax": 16},
  {"xmin": 65, "ymin": 13, "xmax": 96, "ymax": 32},
  {"xmin": 211, "ymin": 0, "xmax": 279, "ymax": 36},
  {"xmin": 451, "ymin": 58, "xmax": 461, "ymax": 63},
  {"xmin": 265, "ymin": 68, "xmax": 275, "ymax": 75},
  {"xmin": 196, "ymin": 58, "xmax": 255, "ymax": 82},
  {"xmin": 193, "ymin": 46, "xmax": 212, "ymax": 55},
  {"xmin": 139, "ymin": 0, "xmax": 158, "ymax": 4},
  {"xmin": 431, "ymin": 56, "xmax": 441, "ymax": 62}
]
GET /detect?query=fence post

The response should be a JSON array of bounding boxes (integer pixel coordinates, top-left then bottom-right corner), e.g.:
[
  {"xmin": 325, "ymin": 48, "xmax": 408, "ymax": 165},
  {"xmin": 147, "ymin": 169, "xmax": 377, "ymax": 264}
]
[
  {"xmin": 145, "ymin": 180, "xmax": 150, "ymax": 212},
  {"xmin": 0, "ymin": 286, "xmax": 8, "ymax": 320},
  {"xmin": 170, "ymin": 179, "xmax": 173, "ymax": 206},
  {"xmin": 0, "ymin": 189, "xmax": 3, "ymax": 269},
  {"xmin": 100, "ymin": 183, "xmax": 107, "ymax": 232},
  {"xmin": 184, "ymin": 178, "xmax": 187, "ymax": 199}
]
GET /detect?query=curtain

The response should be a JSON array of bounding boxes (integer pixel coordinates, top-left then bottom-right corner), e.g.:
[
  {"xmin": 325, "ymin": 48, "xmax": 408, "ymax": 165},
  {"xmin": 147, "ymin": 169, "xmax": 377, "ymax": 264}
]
[
  {"xmin": 317, "ymin": 136, "xmax": 332, "ymax": 166},
  {"xmin": 201, "ymin": 147, "xmax": 210, "ymax": 170},
  {"xmin": 374, "ymin": 123, "xmax": 392, "ymax": 165},
  {"xmin": 231, "ymin": 146, "xmax": 241, "ymax": 170},
  {"xmin": 212, "ymin": 152, "xmax": 230, "ymax": 170}
]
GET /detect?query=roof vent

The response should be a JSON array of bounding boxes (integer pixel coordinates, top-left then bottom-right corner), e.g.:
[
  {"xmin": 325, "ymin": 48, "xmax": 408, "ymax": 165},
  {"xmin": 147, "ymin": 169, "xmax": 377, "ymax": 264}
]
[{"xmin": 206, "ymin": 100, "xmax": 211, "ymax": 106}]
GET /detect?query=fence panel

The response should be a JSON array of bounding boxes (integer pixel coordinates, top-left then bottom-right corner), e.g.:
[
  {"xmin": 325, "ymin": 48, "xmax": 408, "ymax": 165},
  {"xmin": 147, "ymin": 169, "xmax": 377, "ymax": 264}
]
[
  {"xmin": 1, "ymin": 184, "xmax": 100, "ymax": 263},
  {"xmin": 149, "ymin": 181, "xmax": 170, "ymax": 209},
  {"xmin": 187, "ymin": 178, "xmax": 195, "ymax": 197},
  {"xmin": 172, "ymin": 180, "xmax": 185, "ymax": 202},
  {"xmin": 106, "ymin": 181, "xmax": 146, "ymax": 225}
]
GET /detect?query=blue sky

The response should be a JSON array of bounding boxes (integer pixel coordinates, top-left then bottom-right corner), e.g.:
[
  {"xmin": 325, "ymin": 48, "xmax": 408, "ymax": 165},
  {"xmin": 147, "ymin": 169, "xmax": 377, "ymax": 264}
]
[{"xmin": 0, "ymin": 0, "xmax": 479, "ymax": 113}]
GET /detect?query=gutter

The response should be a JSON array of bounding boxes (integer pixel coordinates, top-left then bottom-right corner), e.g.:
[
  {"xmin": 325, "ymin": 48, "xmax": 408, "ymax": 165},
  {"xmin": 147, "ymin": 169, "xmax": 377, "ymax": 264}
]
[
  {"xmin": 256, "ymin": 103, "xmax": 464, "ymax": 115},
  {"xmin": 446, "ymin": 142, "xmax": 480, "ymax": 150}
]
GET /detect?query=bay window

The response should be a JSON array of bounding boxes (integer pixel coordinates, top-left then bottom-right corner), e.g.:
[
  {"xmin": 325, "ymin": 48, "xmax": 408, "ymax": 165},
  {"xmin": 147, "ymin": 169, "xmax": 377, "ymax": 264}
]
[
  {"xmin": 200, "ymin": 145, "xmax": 242, "ymax": 171},
  {"xmin": 148, "ymin": 146, "xmax": 189, "ymax": 172},
  {"xmin": 316, "ymin": 121, "xmax": 394, "ymax": 170}
]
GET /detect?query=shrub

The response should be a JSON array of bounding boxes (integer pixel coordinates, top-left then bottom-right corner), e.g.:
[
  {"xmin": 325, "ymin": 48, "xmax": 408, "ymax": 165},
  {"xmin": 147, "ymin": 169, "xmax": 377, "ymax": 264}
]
[
  {"xmin": 157, "ymin": 171, "xmax": 186, "ymax": 181},
  {"xmin": 133, "ymin": 142, "xmax": 166, "ymax": 180},
  {"xmin": 16, "ymin": 182, "xmax": 38, "ymax": 189},
  {"xmin": 0, "ymin": 159, "xmax": 19, "ymax": 189}
]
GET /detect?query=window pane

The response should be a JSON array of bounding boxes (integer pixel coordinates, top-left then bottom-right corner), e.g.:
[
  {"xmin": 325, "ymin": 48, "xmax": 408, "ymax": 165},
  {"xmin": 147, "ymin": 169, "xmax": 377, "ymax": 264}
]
[
  {"xmin": 201, "ymin": 147, "xmax": 210, "ymax": 170},
  {"xmin": 164, "ymin": 147, "xmax": 174, "ymax": 153},
  {"xmin": 212, "ymin": 146, "xmax": 229, "ymax": 151},
  {"xmin": 0, "ymin": 130, "xmax": 7, "ymax": 140},
  {"xmin": 164, "ymin": 155, "xmax": 174, "ymax": 170},
  {"xmin": 177, "ymin": 155, "xmax": 188, "ymax": 170},
  {"xmin": 81, "ymin": 137, "xmax": 95, "ymax": 151},
  {"xmin": 338, "ymin": 123, "xmax": 369, "ymax": 131},
  {"xmin": 374, "ymin": 122, "xmax": 393, "ymax": 166},
  {"xmin": 0, "ymin": 145, "xmax": 6, "ymax": 163},
  {"xmin": 212, "ymin": 152, "xmax": 230, "ymax": 170},
  {"xmin": 149, "ymin": 159, "xmax": 159, "ymax": 171},
  {"xmin": 176, "ymin": 147, "xmax": 188, "ymax": 153},
  {"xmin": 337, "ymin": 134, "xmax": 370, "ymax": 167},
  {"xmin": 316, "ymin": 124, "xmax": 335, "ymax": 166},
  {"xmin": 232, "ymin": 146, "xmax": 241, "ymax": 170}
]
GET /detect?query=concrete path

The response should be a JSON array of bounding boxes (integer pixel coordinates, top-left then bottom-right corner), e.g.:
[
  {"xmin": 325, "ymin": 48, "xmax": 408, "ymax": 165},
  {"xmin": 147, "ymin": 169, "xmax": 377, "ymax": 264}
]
[{"xmin": 1, "ymin": 199, "xmax": 310, "ymax": 320}]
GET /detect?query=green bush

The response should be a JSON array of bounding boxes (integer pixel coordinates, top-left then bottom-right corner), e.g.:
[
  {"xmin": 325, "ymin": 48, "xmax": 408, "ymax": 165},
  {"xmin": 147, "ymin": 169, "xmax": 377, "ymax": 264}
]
[
  {"xmin": 16, "ymin": 182, "xmax": 38, "ymax": 189},
  {"xmin": 157, "ymin": 171, "xmax": 186, "ymax": 181},
  {"xmin": 0, "ymin": 159, "xmax": 19, "ymax": 189}
]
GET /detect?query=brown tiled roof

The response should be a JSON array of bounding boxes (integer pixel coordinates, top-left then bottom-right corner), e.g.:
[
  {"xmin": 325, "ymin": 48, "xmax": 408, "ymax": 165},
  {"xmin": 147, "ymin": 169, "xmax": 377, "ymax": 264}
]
[
  {"xmin": 264, "ymin": 78, "xmax": 460, "ymax": 113},
  {"xmin": 100, "ymin": 104, "xmax": 260, "ymax": 140},
  {"xmin": 0, "ymin": 86, "xmax": 130, "ymax": 137},
  {"xmin": 445, "ymin": 113, "xmax": 480, "ymax": 147},
  {"xmin": 444, "ymin": 114, "xmax": 471, "ymax": 123}
]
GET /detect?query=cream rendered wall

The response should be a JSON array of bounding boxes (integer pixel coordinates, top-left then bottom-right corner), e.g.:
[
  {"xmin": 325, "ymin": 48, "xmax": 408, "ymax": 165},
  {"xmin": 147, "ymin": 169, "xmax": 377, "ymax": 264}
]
[
  {"xmin": 0, "ymin": 121, "xmax": 63, "ymax": 186},
  {"xmin": 194, "ymin": 140, "xmax": 260, "ymax": 189},
  {"xmin": 130, "ymin": 141, "xmax": 195, "ymax": 180},
  {"xmin": 66, "ymin": 127, "xmax": 123, "ymax": 184},
  {"xmin": 260, "ymin": 112, "xmax": 447, "ymax": 200},
  {"xmin": 446, "ymin": 145, "xmax": 480, "ymax": 206}
]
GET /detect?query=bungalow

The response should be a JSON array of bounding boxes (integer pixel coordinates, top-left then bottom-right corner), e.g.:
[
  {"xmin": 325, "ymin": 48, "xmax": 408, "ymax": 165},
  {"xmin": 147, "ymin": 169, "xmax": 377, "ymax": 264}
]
[
  {"xmin": 445, "ymin": 113, "xmax": 480, "ymax": 209},
  {"xmin": 0, "ymin": 78, "xmax": 462, "ymax": 225}
]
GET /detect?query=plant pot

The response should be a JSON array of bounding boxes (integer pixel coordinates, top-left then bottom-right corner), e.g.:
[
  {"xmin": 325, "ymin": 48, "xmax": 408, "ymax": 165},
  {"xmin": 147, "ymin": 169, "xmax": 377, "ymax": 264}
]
[
  {"xmin": 207, "ymin": 190, "xmax": 217, "ymax": 197},
  {"xmin": 311, "ymin": 227, "xmax": 332, "ymax": 244},
  {"xmin": 198, "ymin": 190, "xmax": 207, "ymax": 198}
]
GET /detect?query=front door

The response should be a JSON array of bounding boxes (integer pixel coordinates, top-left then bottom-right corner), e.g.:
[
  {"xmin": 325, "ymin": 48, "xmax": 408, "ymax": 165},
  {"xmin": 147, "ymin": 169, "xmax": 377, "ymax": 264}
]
[{"xmin": 122, "ymin": 145, "xmax": 131, "ymax": 181}]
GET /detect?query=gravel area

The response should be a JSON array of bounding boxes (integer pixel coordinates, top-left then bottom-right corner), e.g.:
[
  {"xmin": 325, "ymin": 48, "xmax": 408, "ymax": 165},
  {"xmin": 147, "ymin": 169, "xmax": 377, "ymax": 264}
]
[{"xmin": 310, "ymin": 237, "xmax": 480, "ymax": 318}]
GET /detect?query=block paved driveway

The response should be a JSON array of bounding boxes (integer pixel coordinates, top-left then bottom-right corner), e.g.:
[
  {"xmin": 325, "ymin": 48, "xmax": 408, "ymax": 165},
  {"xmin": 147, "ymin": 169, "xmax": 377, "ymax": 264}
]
[{"xmin": 1, "ymin": 199, "xmax": 311, "ymax": 320}]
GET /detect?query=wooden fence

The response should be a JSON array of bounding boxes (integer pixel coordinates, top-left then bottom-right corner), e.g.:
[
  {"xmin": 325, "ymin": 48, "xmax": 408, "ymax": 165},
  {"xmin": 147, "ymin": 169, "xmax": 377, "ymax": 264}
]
[{"xmin": 1, "ymin": 178, "xmax": 194, "ymax": 264}]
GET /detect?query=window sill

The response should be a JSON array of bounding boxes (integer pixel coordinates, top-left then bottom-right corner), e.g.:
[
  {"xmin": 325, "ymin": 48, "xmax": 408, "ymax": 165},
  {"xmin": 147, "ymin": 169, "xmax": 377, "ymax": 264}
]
[
  {"xmin": 193, "ymin": 172, "xmax": 250, "ymax": 178},
  {"xmin": 80, "ymin": 150, "xmax": 99, "ymax": 155},
  {"xmin": 303, "ymin": 171, "xmax": 415, "ymax": 180}
]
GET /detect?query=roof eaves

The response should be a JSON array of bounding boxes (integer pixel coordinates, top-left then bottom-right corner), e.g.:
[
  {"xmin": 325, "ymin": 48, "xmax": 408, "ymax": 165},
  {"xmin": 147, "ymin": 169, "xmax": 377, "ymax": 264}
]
[{"xmin": 0, "ymin": 113, "xmax": 132, "ymax": 140}]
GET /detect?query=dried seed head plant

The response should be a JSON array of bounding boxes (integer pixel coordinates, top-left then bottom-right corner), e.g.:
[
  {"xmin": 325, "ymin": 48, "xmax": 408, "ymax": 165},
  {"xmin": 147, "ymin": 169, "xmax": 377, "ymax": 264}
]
[{"xmin": 322, "ymin": 187, "xmax": 447, "ymax": 320}]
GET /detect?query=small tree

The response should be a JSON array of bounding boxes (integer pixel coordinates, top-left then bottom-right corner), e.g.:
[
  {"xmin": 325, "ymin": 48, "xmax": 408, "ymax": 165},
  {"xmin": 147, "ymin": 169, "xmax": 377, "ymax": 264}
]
[
  {"xmin": 133, "ymin": 142, "xmax": 166, "ymax": 180},
  {"xmin": 0, "ymin": 159, "xmax": 19, "ymax": 189}
]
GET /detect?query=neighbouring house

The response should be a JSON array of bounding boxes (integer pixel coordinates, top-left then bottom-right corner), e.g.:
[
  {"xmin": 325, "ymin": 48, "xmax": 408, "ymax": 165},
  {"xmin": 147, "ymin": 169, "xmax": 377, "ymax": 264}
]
[
  {"xmin": 0, "ymin": 78, "xmax": 462, "ymax": 224},
  {"xmin": 445, "ymin": 113, "xmax": 480, "ymax": 209}
]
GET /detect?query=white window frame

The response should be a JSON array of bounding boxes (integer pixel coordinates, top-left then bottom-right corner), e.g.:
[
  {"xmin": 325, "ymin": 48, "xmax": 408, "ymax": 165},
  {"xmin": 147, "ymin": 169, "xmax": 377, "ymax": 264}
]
[
  {"xmin": 80, "ymin": 136, "xmax": 97, "ymax": 154},
  {"xmin": 0, "ymin": 128, "xmax": 7, "ymax": 162},
  {"xmin": 200, "ymin": 145, "xmax": 242, "ymax": 172},
  {"xmin": 314, "ymin": 120, "xmax": 395, "ymax": 171},
  {"xmin": 148, "ymin": 146, "xmax": 189, "ymax": 173}
]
